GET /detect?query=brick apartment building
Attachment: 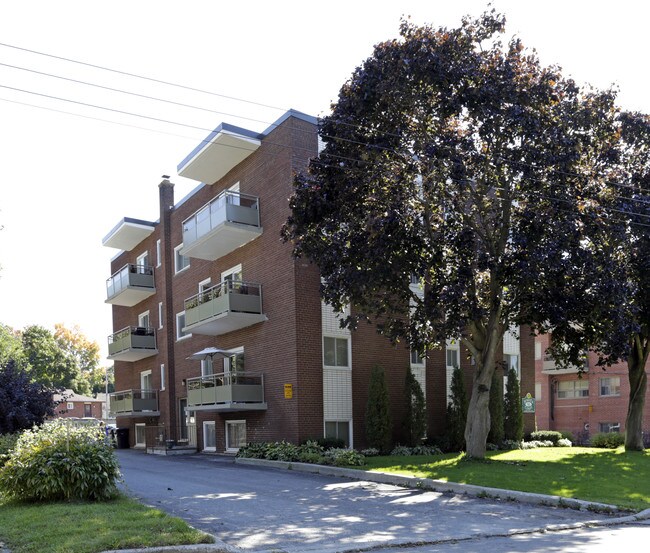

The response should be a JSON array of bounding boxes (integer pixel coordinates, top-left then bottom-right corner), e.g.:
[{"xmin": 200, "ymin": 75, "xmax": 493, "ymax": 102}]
[
  {"xmin": 535, "ymin": 334, "xmax": 650, "ymax": 443},
  {"xmin": 103, "ymin": 109, "xmax": 535, "ymax": 453}
]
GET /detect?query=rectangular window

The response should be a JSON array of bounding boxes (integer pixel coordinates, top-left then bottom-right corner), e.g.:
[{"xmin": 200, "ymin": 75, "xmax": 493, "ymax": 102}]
[
  {"xmin": 221, "ymin": 264, "xmax": 243, "ymax": 283},
  {"xmin": 325, "ymin": 420, "xmax": 350, "ymax": 447},
  {"xmin": 203, "ymin": 421, "xmax": 216, "ymax": 452},
  {"xmin": 600, "ymin": 377, "xmax": 621, "ymax": 397},
  {"xmin": 160, "ymin": 364, "xmax": 165, "ymax": 391},
  {"xmin": 599, "ymin": 422, "xmax": 620, "ymax": 433},
  {"xmin": 158, "ymin": 302, "xmax": 163, "ymax": 329},
  {"xmin": 140, "ymin": 370, "xmax": 152, "ymax": 391},
  {"xmin": 557, "ymin": 379, "xmax": 589, "ymax": 399},
  {"xmin": 446, "ymin": 348, "xmax": 459, "ymax": 369},
  {"xmin": 134, "ymin": 424, "xmax": 146, "ymax": 447},
  {"xmin": 323, "ymin": 336, "xmax": 349, "ymax": 367},
  {"xmin": 201, "ymin": 358, "xmax": 213, "ymax": 376},
  {"xmin": 225, "ymin": 348, "xmax": 245, "ymax": 375},
  {"xmin": 174, "ymin": 244, "xmax": 190, "ymax": 274},
  {"xmin": 67, "ymin": 402, "xmax": 74, "ymax": 410},
  {"xmin": 156, "ymin": 239, "xmax": 161, "ymax": 267},
  {"xmin": 84, "ymin": 404, "xmax": 92, "ymax": 417},
  {"xmin": 225, "ymin": 420, "xmax": 246, "ymax": 452},
  {"xmin": 136, "ymin": 251, "xmax": 149, "ymax": 269},
  {"xmin": 138, "ymin": 311, "xmax": 150, "ymax": 330},
  {"xmin": 410, "ymin": 349, "xmax": 424, "ymax": 366},
  {"xmin": 176, "ymin": 312, "xmax": 191, "ymax": 340}
]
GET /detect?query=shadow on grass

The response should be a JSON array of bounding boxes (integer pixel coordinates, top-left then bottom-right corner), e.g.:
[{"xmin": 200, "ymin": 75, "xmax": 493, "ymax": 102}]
[{"xmin": 364, "ymin": 447, "xmax": 650, "ymax": 511}]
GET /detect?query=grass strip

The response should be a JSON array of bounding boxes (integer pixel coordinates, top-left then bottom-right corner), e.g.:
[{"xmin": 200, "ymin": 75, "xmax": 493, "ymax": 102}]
[
  {"xmin": 0, "ymin": 494, "xmax": 214, "ymax": 553},
  {"xmin": 361, "ymin": 447, "xmax": 650, "ymax": 512}
]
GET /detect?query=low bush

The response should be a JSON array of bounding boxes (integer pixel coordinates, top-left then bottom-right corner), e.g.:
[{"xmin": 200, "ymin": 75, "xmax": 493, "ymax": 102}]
[
  {"xmin": 360, "ymin": 448, "xmax": 380, "ymax": 457},
  {"xmin": 557, "ymin": 438, "xmax": 572, "ymax": 447},
  {"xmin": 591, "ymin": 432, "xmax": 625, "ymax": 449},
  {"xmin": 0, "ymin": 433, "xmax": 19, "ymax": 467},
  {"xmin": 521, "ymin": 440, "xmax": 554, "ymax": 449},
  {"xmin": 530, "ymin": 431, "xmax": 563, "ymax": 445},
  {"xmin": 390, "ymin": 444, "xmax": 443, "ymax": 456},
  {"xmin": 322, "ymin": 448, "xmax": 366, "ymax": 466},
  {"xmin": 237, "ymin": 440, "xmax": 365, "ymax": 466},
  {"xmin": 0, "ymin": 419, "xmax": 120, "ymax": 501}
]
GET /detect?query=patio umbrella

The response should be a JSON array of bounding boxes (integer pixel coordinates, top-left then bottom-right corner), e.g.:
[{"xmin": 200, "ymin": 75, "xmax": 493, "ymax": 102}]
[{"xmin": 186, "ymin": 347, "xmax": 233, "ymax": 361}]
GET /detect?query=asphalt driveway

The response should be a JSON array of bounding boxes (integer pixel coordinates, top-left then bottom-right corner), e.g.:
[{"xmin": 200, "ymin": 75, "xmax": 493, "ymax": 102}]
[{"xmin": 115, "ymin": 449, "xmax": 618, "ymax": 553}]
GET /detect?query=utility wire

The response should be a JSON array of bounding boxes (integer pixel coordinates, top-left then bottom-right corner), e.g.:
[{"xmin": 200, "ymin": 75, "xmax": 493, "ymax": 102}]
[{"xmin": 1, "ymin": 41, "xmax": 649, "ymax": 199}]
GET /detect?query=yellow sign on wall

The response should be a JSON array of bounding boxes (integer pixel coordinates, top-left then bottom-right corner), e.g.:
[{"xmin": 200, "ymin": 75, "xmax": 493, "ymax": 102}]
[{"xmin": 284, "ymin": 384, "xmax": 293, "ymax": 399}]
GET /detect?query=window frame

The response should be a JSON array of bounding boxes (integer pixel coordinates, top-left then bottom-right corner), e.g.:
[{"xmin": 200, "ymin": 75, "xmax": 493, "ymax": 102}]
[
  {"xmin": 176, "ymin": 311, "xmax": 191, "ymax": 341},
  {"xmin": 599, "ymin": 376, "xmax": 621, "ymax": 397},
  {"xmin": 174, "ymin": 244, "xmax": 190, "ymax": 274},
  {"xmin": 323, "ymin": 336, "xmax": 350, "ymax": 368},
  {"xmin": 557, "ymin": 379, "xmax": 589, "ymax": 399}
]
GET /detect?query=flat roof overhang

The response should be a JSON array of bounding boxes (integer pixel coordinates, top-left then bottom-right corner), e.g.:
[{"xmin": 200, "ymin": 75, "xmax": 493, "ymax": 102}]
[
  {"xmin": 102, "ymin": 218, "xmax": 156, "ymax": 251},
  {"xmin": 177, "ymin": 124, "xmax": 262, "ymax": 184}
]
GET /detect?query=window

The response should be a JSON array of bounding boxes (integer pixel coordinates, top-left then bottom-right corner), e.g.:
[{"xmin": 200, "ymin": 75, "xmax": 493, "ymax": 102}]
[
  {"xmin": 224, "ymin": 348, "xmax": 245, "ymax": 375},
  {"xmin": 557, "ymin": 379, "xmax": 589, "ymax": 399},
  {"xmin": 221, "ymin": 264, "xmax": 242, "ymax": 284},
  {"xmin": 203, "ymin": 421, "xmax": 216, "ymax": 452},
  {"xmin": 600, "ymin": 377, "xmax": 621, "ymax": 397},
  {"xmin": 158, "ymin": 302, "xmax": 163, "ymax": 329},
  {"xmin": 174, "ymin": 244, "xmax": 190, "ymax": 274},
  {"xmin": 84, "ymin": 404, "xmax": 92, "ymax": 417},
  {"xmin": 201, "ymin": 358, "xmax": 213, "ymax": 376},
  {"xmin": 199, "ymin": 278, "xmax": 212, "ymax": 293},
  {"xmin": 535, "ymin": 342, "xmax": 542, "ymax": 360},
  {"xmin": 446, "ymin": 348, "xmax": 459, "ymax": 369},
  {"xmin": 140, "ymin": 370, "xmax": 152, "ymax": 391},
  {"xmin": 134, "ymin": 424, "xmax": 146, "ymax": 447},
  {"xmin": 176, "ymin": 312, "xmax": 191, "ymax": 340},
  {"xmin": 323, "ymin": 336, "xmax": 349, "ymax": 367},
  {"xmin": 156, "ymin": 239, "xmax": 161, "ymax": 267},
  {"xmin": 136, "ymin": 251, "xmax": 149, "ymax": 269},
  {"xmin": 599, "ymin": 422, "xmax": 620, "ymax": 433},
  {"xmin": 225, "ymin": 420, "xmax": 246, "ymax": 452},
  {"xmin": 410, "ymin": 349, "xmax": 424, "ymax": 366},
  {"xmin": 325, "ymin": 420, "xmax": 350, "ymax": 447},
  {"xmin": 66, "ymin": 402, "xmax": 74, "ymax": 410},
  {"xmin": 160, "ymin": 364, "xmax": 166, "ymax": 391},
  {"xmin": 138, "ymin": 311, "xmax": 150, "ymax": 330}
]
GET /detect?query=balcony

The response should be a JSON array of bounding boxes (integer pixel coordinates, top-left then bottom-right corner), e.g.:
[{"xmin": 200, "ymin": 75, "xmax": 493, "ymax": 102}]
[
  {"xmin": 542, "ymin": 353, "xmax": 588, "ymax": 374},
  {"xmin": 107, "ymin": 326, "xmax": 158, "ymax": 362},
  {"xmin": 183, "ymin": 281, "xmax": 267, "ymax": 336},
  {"xmin": 106, "ymin": 264, "xmax": 155, "ymax": 306},
  {"xmin": 186, "ymin": 373, "xmax": 266, "ymax": 412},
  {"xmin": 109, "ymin": 389, "xmax": 159, "ymax": 417},
  {"xmin": 180, "ymin": 190, "xmax": 262, "ymax": 261}
]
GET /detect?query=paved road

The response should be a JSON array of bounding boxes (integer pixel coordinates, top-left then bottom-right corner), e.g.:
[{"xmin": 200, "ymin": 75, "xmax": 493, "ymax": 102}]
[{"xmin": 115, "ymin": 450, "xmax": 644, "ymax": 553}]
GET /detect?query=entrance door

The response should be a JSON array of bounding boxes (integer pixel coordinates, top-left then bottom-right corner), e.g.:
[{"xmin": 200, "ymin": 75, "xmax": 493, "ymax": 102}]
[{"xmin": 203, "ymin": 421, "xmax": 216, "ymax": 452}]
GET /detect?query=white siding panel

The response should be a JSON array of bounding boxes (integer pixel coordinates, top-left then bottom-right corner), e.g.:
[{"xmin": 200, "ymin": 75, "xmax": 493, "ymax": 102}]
[
  {"xmin": 323, "ymin": 367, "xmax": 352, "ymax": 420},
  {"xmin": 321, "ymin": 301, "xmax": 350, "ymax": 337},
  {"xmin": 503, "ymin": 325, "xmax": 520, "ymax": 355}
]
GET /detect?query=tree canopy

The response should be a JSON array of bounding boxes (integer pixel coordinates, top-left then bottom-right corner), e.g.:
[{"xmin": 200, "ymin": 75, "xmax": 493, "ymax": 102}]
[{"xmin": 284, "ymin": 10, "xmax": 629, "ymax": 457}]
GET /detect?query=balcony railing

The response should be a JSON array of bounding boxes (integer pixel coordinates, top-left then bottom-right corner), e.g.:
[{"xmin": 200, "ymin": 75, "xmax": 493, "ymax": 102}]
[
  {"xmin": 542, "ymin": 352, "xmax": 589, "ymax": 374},
  {"xmin": 183, "ymin": 280, "xmax": 267, "ymax": 336},
  {"xmin": 180, "ymin": 190, "xmax": 262, "ymax": 260},
  {"xmin": 107, "ymin": 326, "xmax": 158, "ymax": 361},
  {"xmin": 106, "ymin": 263, "xmax": 155, "ymax": 306},
  {"xmin": 109, "ymin": 389, "xmax": 159, "ymax": 417},
  {"xmin": 186, "ymin": 372, "xmax": 266, "ymax": 412}
]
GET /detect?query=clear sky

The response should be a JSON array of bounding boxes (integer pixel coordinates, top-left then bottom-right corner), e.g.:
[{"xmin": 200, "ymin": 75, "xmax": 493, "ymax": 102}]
[{"xmin": 0, "ymin": 0, "xmax": 648, "ymax": 361}]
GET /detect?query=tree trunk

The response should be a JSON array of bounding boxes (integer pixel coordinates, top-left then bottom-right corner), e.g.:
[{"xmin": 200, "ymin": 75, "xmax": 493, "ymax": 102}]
[
  {"xmin": 625, "ymin": 344, "xmax": 648, "ymax": 451},
  {"xmin": 465, "ymin": 360, "xmax": 495, "ymax": 458}
]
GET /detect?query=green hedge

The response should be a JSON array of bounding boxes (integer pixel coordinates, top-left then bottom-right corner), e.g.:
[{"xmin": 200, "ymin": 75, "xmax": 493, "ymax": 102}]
[
  {"xmin": 529, "ymin": 431, "xmax": 563, "ymax": 445},
  {"xmin": 590, "ymin": 432, "xmax": 625, "ymax": 449}
]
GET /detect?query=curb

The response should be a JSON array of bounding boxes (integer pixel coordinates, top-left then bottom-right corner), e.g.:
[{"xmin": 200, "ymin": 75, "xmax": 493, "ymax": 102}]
[{"xmin": 235, "ymin": 457, "xmax": 645, "ymax": 518}]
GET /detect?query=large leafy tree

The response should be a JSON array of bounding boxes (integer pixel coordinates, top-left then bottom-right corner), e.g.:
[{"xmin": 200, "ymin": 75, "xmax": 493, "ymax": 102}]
[
  {"xmin": 284, "ymin": 11, "xmax": 626, "ymax": 457},
  {"xmin": 0, "ymin": 360, "xmax": 55, "ymax": 433},
  {"xmin": 548, "ymin": 112, "xmax": 650, "ymax": 451},
  {"xmin": 21, "ymin": 325, "xmax": 82, "ymax": 392}
]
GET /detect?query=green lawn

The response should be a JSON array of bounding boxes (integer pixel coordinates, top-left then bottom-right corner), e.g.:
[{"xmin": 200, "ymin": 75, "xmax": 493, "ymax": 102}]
[
  {"xmin": 0, "ymin": 494, "xmax": 214, "ymax": 553},
  {"xmin": 361, "ymin": 447, "xmax": 650, "ymax": 512}
]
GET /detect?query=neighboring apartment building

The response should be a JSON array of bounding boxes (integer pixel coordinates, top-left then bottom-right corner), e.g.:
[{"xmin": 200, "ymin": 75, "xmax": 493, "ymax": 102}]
[
  {"xmin": 534, "ymin": 334, "xmax": 650, "ymax": 442},
  {"xmin": 53, "ymin": 389, "xmax": 104, "ymax": 420},
  {"xmin": 103, "ymin": 109, "xmax": 536, "ymax": 454}
]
